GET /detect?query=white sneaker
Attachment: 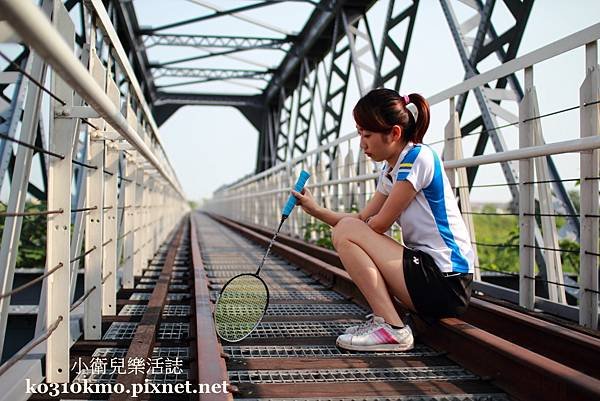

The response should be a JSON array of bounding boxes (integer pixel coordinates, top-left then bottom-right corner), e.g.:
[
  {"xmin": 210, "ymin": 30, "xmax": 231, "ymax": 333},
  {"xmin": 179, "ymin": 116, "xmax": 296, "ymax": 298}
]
[
  {"xmin": 336, "ymin": 317, "xmax": 414, "ymax": 352},
  {"xmin": 344, "ymin": 313, "xmax": 375, "ymax": 335}
]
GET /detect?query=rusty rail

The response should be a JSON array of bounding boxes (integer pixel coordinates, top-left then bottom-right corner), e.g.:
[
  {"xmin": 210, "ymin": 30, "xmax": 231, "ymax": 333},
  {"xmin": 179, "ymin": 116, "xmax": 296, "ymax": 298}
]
[
  {"xmin": 109, "ymin": 220, "xmax": 185, "ymax": 401},
  {"xmin": 190, "ymin": 212, "xmax": 232, "ymax": 401}
]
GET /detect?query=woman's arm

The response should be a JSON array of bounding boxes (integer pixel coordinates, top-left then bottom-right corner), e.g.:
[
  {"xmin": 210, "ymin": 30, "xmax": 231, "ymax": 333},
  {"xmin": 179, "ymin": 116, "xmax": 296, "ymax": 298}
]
[
  {"xmin": 291, "ymin": 188, "xmax": 388, "ymax": 227},
  {"xmin": 367, "ymin": 181, "xmax": 418, "ymax": 234}
]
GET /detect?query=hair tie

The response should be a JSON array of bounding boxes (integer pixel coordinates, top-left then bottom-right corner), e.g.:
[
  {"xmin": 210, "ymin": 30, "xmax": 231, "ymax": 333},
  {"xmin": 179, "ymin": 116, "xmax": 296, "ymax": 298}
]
[{"xmin": 402, "ymin": 94, "xmax": 418, "ymax": 122}]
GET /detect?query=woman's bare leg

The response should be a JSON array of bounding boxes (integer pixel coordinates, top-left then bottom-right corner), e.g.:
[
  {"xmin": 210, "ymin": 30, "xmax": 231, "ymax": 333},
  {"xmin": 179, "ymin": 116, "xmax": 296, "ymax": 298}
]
[{"xmin": 332, "ymin": 217, "xmax": 416, "ymax": 326}]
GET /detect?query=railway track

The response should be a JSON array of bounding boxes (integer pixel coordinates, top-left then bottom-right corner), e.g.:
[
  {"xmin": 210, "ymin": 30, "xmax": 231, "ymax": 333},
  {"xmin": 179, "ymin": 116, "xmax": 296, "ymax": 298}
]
[
  {"xmin": 202, "ymin": 212, "xmax": 600, "ymax": 401},
  {"xmin": 25, "ymin": 212, "xmax": 600, "ymax": 401},
  {"xmin": 29, "ymin": 221, "xmax": 203, "ymax": 401}
]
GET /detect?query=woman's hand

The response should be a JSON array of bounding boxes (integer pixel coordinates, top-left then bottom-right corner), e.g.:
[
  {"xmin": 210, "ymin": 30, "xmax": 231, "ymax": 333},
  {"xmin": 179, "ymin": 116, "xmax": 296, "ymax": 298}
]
[{"xmin": 291, "ymin": 188, "xmax": 320, "ymax": 216}]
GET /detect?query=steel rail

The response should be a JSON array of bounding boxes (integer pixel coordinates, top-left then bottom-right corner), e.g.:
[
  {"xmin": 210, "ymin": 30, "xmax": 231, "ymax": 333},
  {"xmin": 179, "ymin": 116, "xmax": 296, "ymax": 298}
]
[
  {"xmin": 0, "ymin": 0, "xmax": 185, "ymax": 199},
  {"xmin": 223, "ymin": 216, "xmax": 600, "ymax": 372},
  {"xmin": 108, "ymin": 219, "xmax": 185, "ymax": 401},
  {"xmin": 190, "ymin": 212, "xmax": 232, "ymax": 401},
  {"xmin": 207, "ymin": 213, "xmax": 600, "ymax": 401}
]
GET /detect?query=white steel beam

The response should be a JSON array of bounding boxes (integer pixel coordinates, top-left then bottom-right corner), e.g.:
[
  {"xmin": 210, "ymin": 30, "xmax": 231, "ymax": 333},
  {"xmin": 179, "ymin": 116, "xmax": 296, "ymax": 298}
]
[
  {"xmin": 83, "ymin": 132, "xmax": 104, "ymax": 339},
  {"xmin": 518, "ymin": 66, "xmax": 536, "ymax": 311},
  {"xmin": 444, "ymin": 97, "xmax": 480, "ymax": 280},
  {"xmin": 579, "ymin": 41, "xmax": 600, "ymax": 329},
  {"xmin": 122, "ymin": 156, "xmax": 136, "ymax": 289},
  {"xmin": 133, "ymin": 167, "xmax": 145, "ymax": 276},
  {"xmin": 102, "ymin": 142, "xmax": 118, "ymax": 315},
  {"xmin": 45, "ymin": 0, "xmax": 75, "ymax": 383}
]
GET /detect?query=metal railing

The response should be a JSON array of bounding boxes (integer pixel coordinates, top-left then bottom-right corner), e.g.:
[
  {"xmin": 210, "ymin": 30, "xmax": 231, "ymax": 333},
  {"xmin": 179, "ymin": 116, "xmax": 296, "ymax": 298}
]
[
  {"xmin": 205, "ymin": 23, "xmax": 600, "ymax": 330},
  {"xmin": 0, "ymin": 0, "xmax": 189, "ymax": 389}
]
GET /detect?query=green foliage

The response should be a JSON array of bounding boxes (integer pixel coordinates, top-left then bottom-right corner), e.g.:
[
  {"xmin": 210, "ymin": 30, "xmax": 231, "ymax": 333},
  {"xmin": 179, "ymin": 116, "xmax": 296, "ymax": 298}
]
[
  {"xmin": 303, "ymin": 220, "xmax": 334, "ymax": 249},
  {"xmin": 472, "ymin": 206, "xmax": 520, "ymax": 273},
  {"xmin": 302, "ymin": 203, "xmax": 359, "ymax": 250},
  {"xmin": 0, "ymin": 201, "xmax": 47, "ymax": 268},
  {"xmin": 558, "ymin": 239, "xmax": 580, "ymax": 274},
  {"xmin": 472, "ymin": 204, "xmax": 581, "ymax": 274}
]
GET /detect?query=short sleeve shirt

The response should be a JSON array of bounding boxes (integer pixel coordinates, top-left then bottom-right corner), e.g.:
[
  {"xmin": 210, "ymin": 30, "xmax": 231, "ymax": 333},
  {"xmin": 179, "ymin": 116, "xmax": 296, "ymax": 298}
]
[{"xmin": 376, "ymin": 142, "xmax": 475, "ymax": 273}]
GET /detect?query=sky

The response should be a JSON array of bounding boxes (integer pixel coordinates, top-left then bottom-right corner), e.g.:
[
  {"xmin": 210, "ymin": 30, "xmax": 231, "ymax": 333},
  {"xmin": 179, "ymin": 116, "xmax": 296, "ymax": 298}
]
[{"xmin": 153, "ymin": 0, "xmax": 600, "ymax": 204}]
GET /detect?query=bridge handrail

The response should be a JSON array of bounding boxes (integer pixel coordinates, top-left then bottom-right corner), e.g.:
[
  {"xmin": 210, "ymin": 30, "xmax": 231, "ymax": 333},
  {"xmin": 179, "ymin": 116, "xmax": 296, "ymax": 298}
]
[
  {"xmin": 0, "ymin": 0, "xmax": 184, "ymax": 197},
  {"xmin": 211, "ymin": 132, "xmax": 600, "ymax": 202},
  {"xmin": 0, "ymin": 0, "xmax": 190, "ymax": 387}
]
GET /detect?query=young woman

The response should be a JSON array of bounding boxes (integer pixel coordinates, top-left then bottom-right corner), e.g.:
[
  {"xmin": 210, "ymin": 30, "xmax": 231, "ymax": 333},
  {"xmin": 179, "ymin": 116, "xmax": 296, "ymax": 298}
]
[{"xmin": 291, "ymin": 88, "xmax": 474, "ymax": 352}]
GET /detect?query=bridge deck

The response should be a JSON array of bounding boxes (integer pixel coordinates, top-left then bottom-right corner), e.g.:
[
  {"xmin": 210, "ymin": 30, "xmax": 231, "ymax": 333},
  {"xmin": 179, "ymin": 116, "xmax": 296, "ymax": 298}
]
[{"xmin": 24, "ymin": 213, "xmax": 600, "ymax": 401}]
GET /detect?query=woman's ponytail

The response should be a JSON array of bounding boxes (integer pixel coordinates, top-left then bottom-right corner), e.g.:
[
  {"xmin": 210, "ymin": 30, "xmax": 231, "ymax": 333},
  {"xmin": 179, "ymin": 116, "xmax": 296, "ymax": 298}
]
[{"xmin": 404, "ymin": 93, "xmax": 430, "ymax": 144}]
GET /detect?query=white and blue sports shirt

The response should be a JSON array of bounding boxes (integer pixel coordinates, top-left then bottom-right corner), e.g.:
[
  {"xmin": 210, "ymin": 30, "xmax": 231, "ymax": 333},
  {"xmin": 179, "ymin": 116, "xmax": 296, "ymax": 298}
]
[{"xmin": 376, "ymin": 142, "xmax": 475, "ymax": 274}]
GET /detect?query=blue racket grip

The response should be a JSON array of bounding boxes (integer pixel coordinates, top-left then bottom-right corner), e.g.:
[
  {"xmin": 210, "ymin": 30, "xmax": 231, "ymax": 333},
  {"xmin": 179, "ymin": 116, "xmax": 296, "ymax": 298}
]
[{"xmin": 282, "ymin": 170, "xmax": 311, "ymax": 217}]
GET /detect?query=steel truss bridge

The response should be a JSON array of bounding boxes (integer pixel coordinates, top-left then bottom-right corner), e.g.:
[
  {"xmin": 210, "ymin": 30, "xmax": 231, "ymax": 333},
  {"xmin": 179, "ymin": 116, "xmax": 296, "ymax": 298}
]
[{"xmin": 0, "ymin": 1, "xmax": 598, "ymax": 400}]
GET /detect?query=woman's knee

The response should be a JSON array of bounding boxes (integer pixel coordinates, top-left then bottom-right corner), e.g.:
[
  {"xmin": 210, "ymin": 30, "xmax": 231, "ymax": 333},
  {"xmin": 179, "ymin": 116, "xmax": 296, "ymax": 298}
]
[{"xmin": 332, "ymin": 217, "xmax": 365, "ymax": 248}]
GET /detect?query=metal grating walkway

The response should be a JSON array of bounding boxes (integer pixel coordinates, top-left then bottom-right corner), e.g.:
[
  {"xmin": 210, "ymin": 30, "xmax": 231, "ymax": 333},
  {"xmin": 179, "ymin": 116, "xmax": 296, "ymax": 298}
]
[{"xmin": 194, "ymin": 213, "xmax": 509, "ymax": 400}]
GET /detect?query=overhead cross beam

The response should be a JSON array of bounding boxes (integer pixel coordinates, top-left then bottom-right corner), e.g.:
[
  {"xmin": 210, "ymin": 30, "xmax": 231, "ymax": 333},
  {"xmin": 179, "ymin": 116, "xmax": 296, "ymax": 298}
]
[
  {"xmin": 143, "ymin": 34, "xmax": 290, "ymax": 50},
  {"xmin": 153, "ymin": 67, "xmax": 271, "ymax": 81}
]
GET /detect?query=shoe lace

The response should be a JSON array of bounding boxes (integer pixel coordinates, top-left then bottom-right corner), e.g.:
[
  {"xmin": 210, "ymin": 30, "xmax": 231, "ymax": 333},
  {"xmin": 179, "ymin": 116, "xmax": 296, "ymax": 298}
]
[
  {"xmin": 346, "ymin": 313, "xmax": 373, "ymax": 334},
  {"xmin": 354, "ymin": 314, "xmax": 384, "ymax": 335}
]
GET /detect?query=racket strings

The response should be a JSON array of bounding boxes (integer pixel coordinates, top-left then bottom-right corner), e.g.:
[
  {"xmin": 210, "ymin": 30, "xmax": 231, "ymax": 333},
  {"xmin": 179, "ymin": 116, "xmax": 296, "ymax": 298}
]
[{"xmin": 214, "ymin": 274, "xmax": 269, "ymax": 342}]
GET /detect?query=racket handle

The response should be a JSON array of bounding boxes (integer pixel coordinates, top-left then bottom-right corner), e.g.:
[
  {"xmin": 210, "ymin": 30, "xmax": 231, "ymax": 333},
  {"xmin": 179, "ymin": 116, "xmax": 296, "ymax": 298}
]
[{"xmin": 282, "ymin": 170, "xmax": 311, "ymax": 217}]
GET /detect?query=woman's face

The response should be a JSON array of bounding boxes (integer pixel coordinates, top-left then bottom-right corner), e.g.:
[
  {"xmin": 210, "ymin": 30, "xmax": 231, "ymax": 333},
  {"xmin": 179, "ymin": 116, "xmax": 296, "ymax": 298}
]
[{"xmin": 357, "ymin": 125, "xmax": 401, "ymax": 162}]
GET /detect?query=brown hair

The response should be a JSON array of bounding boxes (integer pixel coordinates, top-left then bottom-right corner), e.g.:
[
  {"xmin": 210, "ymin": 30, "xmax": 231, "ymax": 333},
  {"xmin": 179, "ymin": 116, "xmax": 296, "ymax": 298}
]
[{"xmin": 352, "ymin": 88, "xmax": 430, "ymax": 144}]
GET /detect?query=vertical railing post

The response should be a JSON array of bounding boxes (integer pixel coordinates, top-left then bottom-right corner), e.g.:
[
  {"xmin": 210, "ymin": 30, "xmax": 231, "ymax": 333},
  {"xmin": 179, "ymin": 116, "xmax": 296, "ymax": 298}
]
[
  {"xmin": 103, "ymin": 142, "xmax": 118, "ymax": 315},
  {"xmin": 519, "ymin": 66, "xmax": 536, "ymax": 311},
  {"xmin": 140, "ymin": 173, "xmax": 148, "ymax": 271},
  {"xmin": 292, "ymin": 164, "xmax": 301, "ymax": 237},
  {"xmin": 46, "ymin": 0, "xmax": 75, "ymax": 383},
  {"xmin": 343, "ymin": 142, "xmax": 355, "ymax": 212},
  {"xmin": 579, "ymin": 40, "xmax": 600, "ymax": 329},
  {"xmin": 530, "ymin": 85, "xmax": 566, "ymax": 303},
  {"xmin": 122, "ymin": 155, "xmax": 136, "ymax": 288},
  {"xmin": 332, "ymin": 156, "xmax": 340, "ymax": 212},
  {"xmin": 146, "ymin": 176, "xmax": 156, "ymax": 264},
  {"xmin": 158, "ymin": 183, "xmax": 163, "ymax": 246},
  {"xmin": 444, "ymin": 97, "xmax": 480, "ymax": 280},
  {"xmin": 308, "ymin": 161, "xmax": 317, "ymax": 242},
  {"xmin": 133, "ymin": 166, "xmax": 145, "ymax": 276},
  {"xmin": 83, "ymin": 132, "xmax": 104, "ymax": 339}
]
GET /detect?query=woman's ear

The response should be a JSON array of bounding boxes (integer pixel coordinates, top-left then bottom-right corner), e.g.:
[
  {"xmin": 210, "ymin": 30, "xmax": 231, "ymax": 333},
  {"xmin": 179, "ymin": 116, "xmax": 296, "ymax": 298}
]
[{"xmin": 391, "ymin": 125, "xmax": 403, "ymax": 142}]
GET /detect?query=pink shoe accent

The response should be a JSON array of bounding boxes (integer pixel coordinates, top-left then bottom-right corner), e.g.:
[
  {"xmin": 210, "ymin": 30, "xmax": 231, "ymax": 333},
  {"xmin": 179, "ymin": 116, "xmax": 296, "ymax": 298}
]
[{"xmin": 372, "ymin": 327, "xmax": 399, "ymax": 344}]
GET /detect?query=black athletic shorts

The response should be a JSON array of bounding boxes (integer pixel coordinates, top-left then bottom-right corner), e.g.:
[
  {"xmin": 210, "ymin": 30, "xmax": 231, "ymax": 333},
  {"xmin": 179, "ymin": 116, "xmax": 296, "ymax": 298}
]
[{"xmin": 403, "ymin": 247, "xmax": 473, "ymax": 318}]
